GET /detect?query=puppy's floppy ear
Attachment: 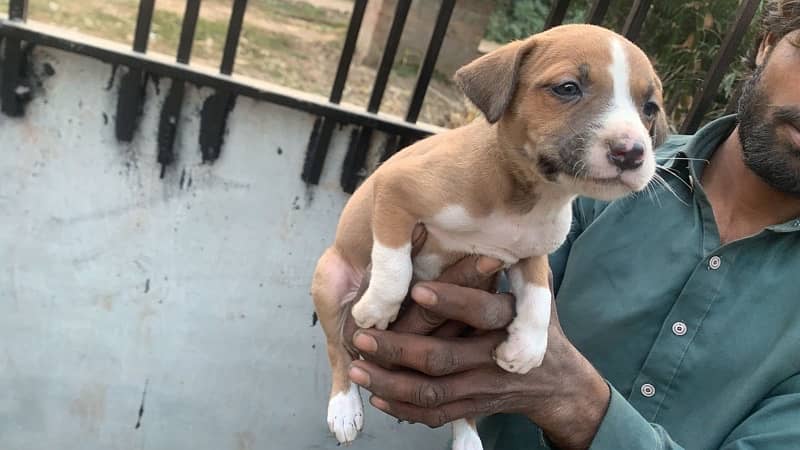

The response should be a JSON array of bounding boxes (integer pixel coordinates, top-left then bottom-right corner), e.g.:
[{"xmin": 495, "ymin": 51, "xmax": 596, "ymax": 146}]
[
  {"xmin": 650, "ymin": 111, "xmax": 669, "ymax": 148},
  {"xmin": 454, "ymin": 39, "xmax": 534, "ymax": 124},
  {"xmin": 649, "ymin": 77, "xmax": 670, "ymax": 148}
]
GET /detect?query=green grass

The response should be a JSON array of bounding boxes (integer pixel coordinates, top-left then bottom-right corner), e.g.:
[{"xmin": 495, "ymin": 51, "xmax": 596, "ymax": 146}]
[{"xmin": 253, "ymin": 0, "xmax": 348, "ymax": 29}]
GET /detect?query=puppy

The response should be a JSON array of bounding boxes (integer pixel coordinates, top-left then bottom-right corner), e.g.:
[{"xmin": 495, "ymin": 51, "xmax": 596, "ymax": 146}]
[{"xmin": 312, "ymin": 24, "xmax": 668, "ymax": 450}]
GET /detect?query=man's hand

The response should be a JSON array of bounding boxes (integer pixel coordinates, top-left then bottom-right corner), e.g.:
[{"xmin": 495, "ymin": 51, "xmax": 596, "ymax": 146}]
[{"xmin": 342, "ymin": 229, "xmax": 611, "ymax": 449}]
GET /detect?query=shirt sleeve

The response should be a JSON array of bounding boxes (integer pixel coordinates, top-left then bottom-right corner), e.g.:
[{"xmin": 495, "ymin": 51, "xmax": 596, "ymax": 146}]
[
  {"xmin": 588, "ymin": 374, "xmax": 800, "ymax": 450},
  {"xmin": 549, "ymin": 201, "xmax": 584, "ymax": 295},
  {"xmin": 719, "ymin": 373, "xmax": 800, "ymax": 449},
  {"xmin": 587, "ymin": 383, "xmax": 685, "ymax": 449}
]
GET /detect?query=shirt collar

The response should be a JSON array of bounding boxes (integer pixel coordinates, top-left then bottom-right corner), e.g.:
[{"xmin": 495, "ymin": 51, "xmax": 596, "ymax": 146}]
[{"xmin": 658, "ymin": 114, "xmax": 800, "ymax": 233}]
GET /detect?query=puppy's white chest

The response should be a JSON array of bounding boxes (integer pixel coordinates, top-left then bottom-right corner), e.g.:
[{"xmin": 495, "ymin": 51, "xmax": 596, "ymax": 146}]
[{"xmin": 425, "ymin": 203, "xmax": 573, "ymax": 264}]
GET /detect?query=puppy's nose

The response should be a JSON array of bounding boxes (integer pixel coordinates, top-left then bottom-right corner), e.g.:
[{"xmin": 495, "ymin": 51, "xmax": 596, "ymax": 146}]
[{"xmin": 607, "ymin": 141, "xmax": 645, "ymax": 171}]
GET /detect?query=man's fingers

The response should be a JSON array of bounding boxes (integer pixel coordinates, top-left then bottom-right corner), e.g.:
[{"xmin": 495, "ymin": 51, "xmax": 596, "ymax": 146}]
[
  {"xmin": 349, "ymin": 361, "xmax": 455, "ymax": 408},
  {"xmin": 350, "ymin": 360, "xmax": 502, "ymax": 410},
  {"xmin": 437, "ymin": 255, "xmax": 504, "ymax": 290},
  {"xmin": 353, "ymin": 330, "xmax": 505, "ymax": 376},
  {"xmin": 411, "ymin": 283, "xmax": 515, "ymax": 331},
  {"xmin": 389, "ymin": 302, "xmax": 447, "ymax": 335},
  {"xmin": 369, "ymin": 396, "xmax": 500, "ymax": 429}
]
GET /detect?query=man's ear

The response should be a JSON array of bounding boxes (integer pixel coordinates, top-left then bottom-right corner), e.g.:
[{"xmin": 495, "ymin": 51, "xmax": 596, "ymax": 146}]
[
  {"xmin": 756, "ymin": 32, "xmax": 778, "ymax": 66},
  {"xmin": 454, "ymin": 39, "xmax": 534, "ymax": 124}
]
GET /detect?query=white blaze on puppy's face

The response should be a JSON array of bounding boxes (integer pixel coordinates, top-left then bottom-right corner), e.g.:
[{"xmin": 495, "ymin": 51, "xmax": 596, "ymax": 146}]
[{"xmin": 582, "ymin": 37, "xmax": 656, "ymax": 196}]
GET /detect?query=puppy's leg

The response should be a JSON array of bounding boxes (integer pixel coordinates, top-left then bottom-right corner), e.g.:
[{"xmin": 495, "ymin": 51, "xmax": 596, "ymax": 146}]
[
  {"xmin": 351, "ymin": 191, "xmax": 417, "ymax": 330},
  {"xmin": 312, "ymin": 248, "xmax": 364, "ymax": 444},
  {"xmin": 452, "ymin": 418, "xmax": 483, "ymax": 450},
  {"xmin": 494, "ymin": 255, "xmax": 552, "ymax": 374}
]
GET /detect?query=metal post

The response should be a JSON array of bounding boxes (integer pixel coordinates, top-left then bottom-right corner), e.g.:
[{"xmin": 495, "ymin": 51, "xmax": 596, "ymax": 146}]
[
  {"xmin": 681, "ymin": 0, "xmax": 760, "ymax": 134},
  {"xmin": 341, "ymin": 0, "xmax": 412, "ymax": 193},
  {"xmin": 302, "ymin": 0, "xmax": 368, "ymax": 185}
]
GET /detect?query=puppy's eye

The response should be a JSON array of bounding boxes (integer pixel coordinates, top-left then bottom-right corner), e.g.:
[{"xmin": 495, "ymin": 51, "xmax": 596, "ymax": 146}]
[
  {"xmin": 552, "ymin": 82, "xmax": 582, "ymax": 99},
  {"xmin": 643, "ymin": 101, "xmax": 660, "ymax": 118}
]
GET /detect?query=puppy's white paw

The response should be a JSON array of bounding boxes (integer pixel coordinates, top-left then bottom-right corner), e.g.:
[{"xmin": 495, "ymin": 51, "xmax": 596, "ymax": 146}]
[
  {"xmin": 327, "ymin": 384, "xmax": 364, "ymax": 445},
  {"xmin": 452, "ymin": 419, "xmax": 483, "ymax": 450},
  {"xmin": 453, "ymin": 435, "xmax": 484, "ymax": 450},
  {"xmin": 494, "ymin": 330, "xmax": 547, "ymax": 374},
  {"xmin": 351, "ymin": 289, "xmax": 401, "ymax": 330}
]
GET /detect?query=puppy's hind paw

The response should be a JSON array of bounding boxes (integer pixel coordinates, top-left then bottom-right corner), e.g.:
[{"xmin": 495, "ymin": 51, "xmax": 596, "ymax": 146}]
[{"xmin": 327, "ymin": 384, "xmax": 364, "ymax": 445}]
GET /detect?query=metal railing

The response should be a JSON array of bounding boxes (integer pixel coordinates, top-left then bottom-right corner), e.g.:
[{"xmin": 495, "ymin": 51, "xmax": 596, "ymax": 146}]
[{"xmin": 0, "ymin": 0, "xmax": 761, "ymax": 194}]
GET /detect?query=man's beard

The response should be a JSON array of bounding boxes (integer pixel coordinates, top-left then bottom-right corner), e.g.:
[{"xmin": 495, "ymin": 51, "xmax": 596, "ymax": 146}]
[{"xmin": 737, "ymin": 64, "xmax": 800, "ymax": 196}]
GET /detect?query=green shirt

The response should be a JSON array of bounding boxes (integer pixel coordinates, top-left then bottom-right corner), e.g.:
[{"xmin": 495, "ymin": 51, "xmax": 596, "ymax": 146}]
[{"xmin": 478, "ymin": 115, "xmax": 800, "ymax": 449}]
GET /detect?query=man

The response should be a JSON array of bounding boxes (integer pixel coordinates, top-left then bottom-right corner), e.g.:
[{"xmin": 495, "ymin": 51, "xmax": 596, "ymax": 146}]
[{"xmin": 343, "ymin": 1, "xmax": 800, "ymax": 448}]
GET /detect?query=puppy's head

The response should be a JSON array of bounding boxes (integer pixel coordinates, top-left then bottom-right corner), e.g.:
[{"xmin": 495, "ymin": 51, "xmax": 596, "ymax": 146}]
[{"xmin": 455, "ymin": 24, "xmax": 669, "ymax": 200}]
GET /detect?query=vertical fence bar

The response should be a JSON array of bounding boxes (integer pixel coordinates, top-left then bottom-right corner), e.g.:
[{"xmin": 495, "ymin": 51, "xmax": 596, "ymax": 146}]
[
  {"xmin": 367, "ymin": 0, "xmax": 412, "ymax": 113},
  {"xmin": 220, "ymin": 0, "xmax": 248, "ymax": 75},
  {"xmin": 680, "ymin": 0, "xmax": 760, "ymax": 134},
  {"xmin": 585, "ymin": 0, "xmax": 611, "ymax": 25},
  {"xmin": 157, "ymin": 0, "xmax": 202, "ymax": 175},
  {"xmin": 384, "ymin": 0, "xmax": 455, "ymax": 160},
  {"xmin": 544, "ymin": 0, "xmax": 572, "ymax": 30},
  {"xmin": 132, "ymin": 0, "xmax": 156, "ymax": 53},
  {"xmin": 115, "ymin": 0, "xmax": 156, "ymax": 141},
  {"xmin": 302, "ymin": 0, "xmax": 368, "ymax": 185},
  {"xmin": 200, "ymin": 0, "xmax": 249, "ymax": 162},
  {"xmin": 341, "ymin": 0, "xmax": 412, "ymax": 193},
  {"xmin": 8, "ymin": 0, "xmax": 28, "ymax": 20},
  {"xmin": 177, "ymin": 0, "xmax": 202, "ymax": 64},
  {"xmin": 329, "ymin": 0, "xmax": 368, "ymax": 105},
  {"xmin": 405, "ymin": 0, "xmax": 454, "ymax": 124},
  {"xmin": 622, "ymin": 0, "xmax": 653, "ymax": 42}
]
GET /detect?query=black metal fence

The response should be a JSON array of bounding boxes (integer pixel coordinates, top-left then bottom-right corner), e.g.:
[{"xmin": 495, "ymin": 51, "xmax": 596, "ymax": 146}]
[{"xmin": 0, "ymin": 0, "xmax": 760, "ymax": 193}]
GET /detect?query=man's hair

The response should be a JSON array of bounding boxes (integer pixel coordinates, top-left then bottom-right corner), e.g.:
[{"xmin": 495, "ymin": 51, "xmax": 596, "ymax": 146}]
[{"xmin": 747, "ymin": 0, "xmax": 800, "ymax": 70}]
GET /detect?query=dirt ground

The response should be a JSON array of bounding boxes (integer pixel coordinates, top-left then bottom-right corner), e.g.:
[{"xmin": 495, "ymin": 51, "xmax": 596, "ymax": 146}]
[{"xmin": 9, "ymin": 0, "xmax": 477, "ymax": 129}]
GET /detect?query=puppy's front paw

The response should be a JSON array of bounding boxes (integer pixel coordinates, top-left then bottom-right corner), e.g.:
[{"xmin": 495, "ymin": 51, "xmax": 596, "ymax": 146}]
[
  {"xmin": 494, "ymin": 330, "xmax": 547, "ymax": 374},
  {"xmin": 327, "ymin": 384, "xmax": 364, "ymax": 445},
  {"xmin": 351, "ymin": 289, "xmax": 401, "ymax": 330},
  {"xmin": 453, "ymin": 434, "xmax": 484, "ymax": 450},
  {"xmin": 452, "ymin": 419, "xmax": 483, "ymax": 450}
]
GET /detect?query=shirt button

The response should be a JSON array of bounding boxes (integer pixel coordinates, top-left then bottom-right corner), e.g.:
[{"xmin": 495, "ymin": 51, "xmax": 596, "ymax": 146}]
[
  {"xmin": 672, "ymin": 321, "xmax": 688, "ymax": 336},
  {"xmin": 709, "ymin": 256, "xmax": 722, "ymax": 270},
  {"xmin": 641, "ymin": 383, "xmax": 656, "ymax": 398}
]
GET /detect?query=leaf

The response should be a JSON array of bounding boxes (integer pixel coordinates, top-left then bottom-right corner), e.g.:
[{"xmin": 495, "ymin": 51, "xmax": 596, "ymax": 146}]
[{"xmin": 703, "ymin": 13, "xmax": 715, "ymax": 29}]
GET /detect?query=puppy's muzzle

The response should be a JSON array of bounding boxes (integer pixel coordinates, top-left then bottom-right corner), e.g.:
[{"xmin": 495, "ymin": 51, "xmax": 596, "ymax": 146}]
[{"xmin": 607, "ymin": 138, "xmax": 646, "ymax": 171}]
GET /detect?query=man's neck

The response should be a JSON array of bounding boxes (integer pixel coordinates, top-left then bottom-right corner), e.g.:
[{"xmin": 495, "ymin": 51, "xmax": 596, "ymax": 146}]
[{"xmin": 702, "ymin": 126, "xmax": 800, "ymax": 244}]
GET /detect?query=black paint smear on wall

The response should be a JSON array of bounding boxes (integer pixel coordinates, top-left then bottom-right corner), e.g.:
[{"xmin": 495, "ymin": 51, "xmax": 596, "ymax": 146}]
[
  {"xmin": 157, "ymin": 81, "xmax": 185, "ymax": 175},
  {"xmin": 199, "ymin": 91, "xmax": 236, "ymax": 163},
  {"xmin": 115, "ymin": 67, "xmax": 147, "ymax": 142},
  {"xmin": 1, "ymin": 42, "xmax": 36, "ymax": 116},
  {"xmin": 134, "ymin": 379, "xmax": 149, "ymax": 430},
  {"xmin": 105, "ymin": 65, "xmax": 119, "ymax": 91}
]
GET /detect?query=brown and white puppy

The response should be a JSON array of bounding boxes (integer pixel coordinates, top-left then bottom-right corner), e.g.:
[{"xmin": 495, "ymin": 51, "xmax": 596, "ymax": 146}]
[{"xmin": 311, "ymin": 24, "xmax": 668, "ymax": 449}]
